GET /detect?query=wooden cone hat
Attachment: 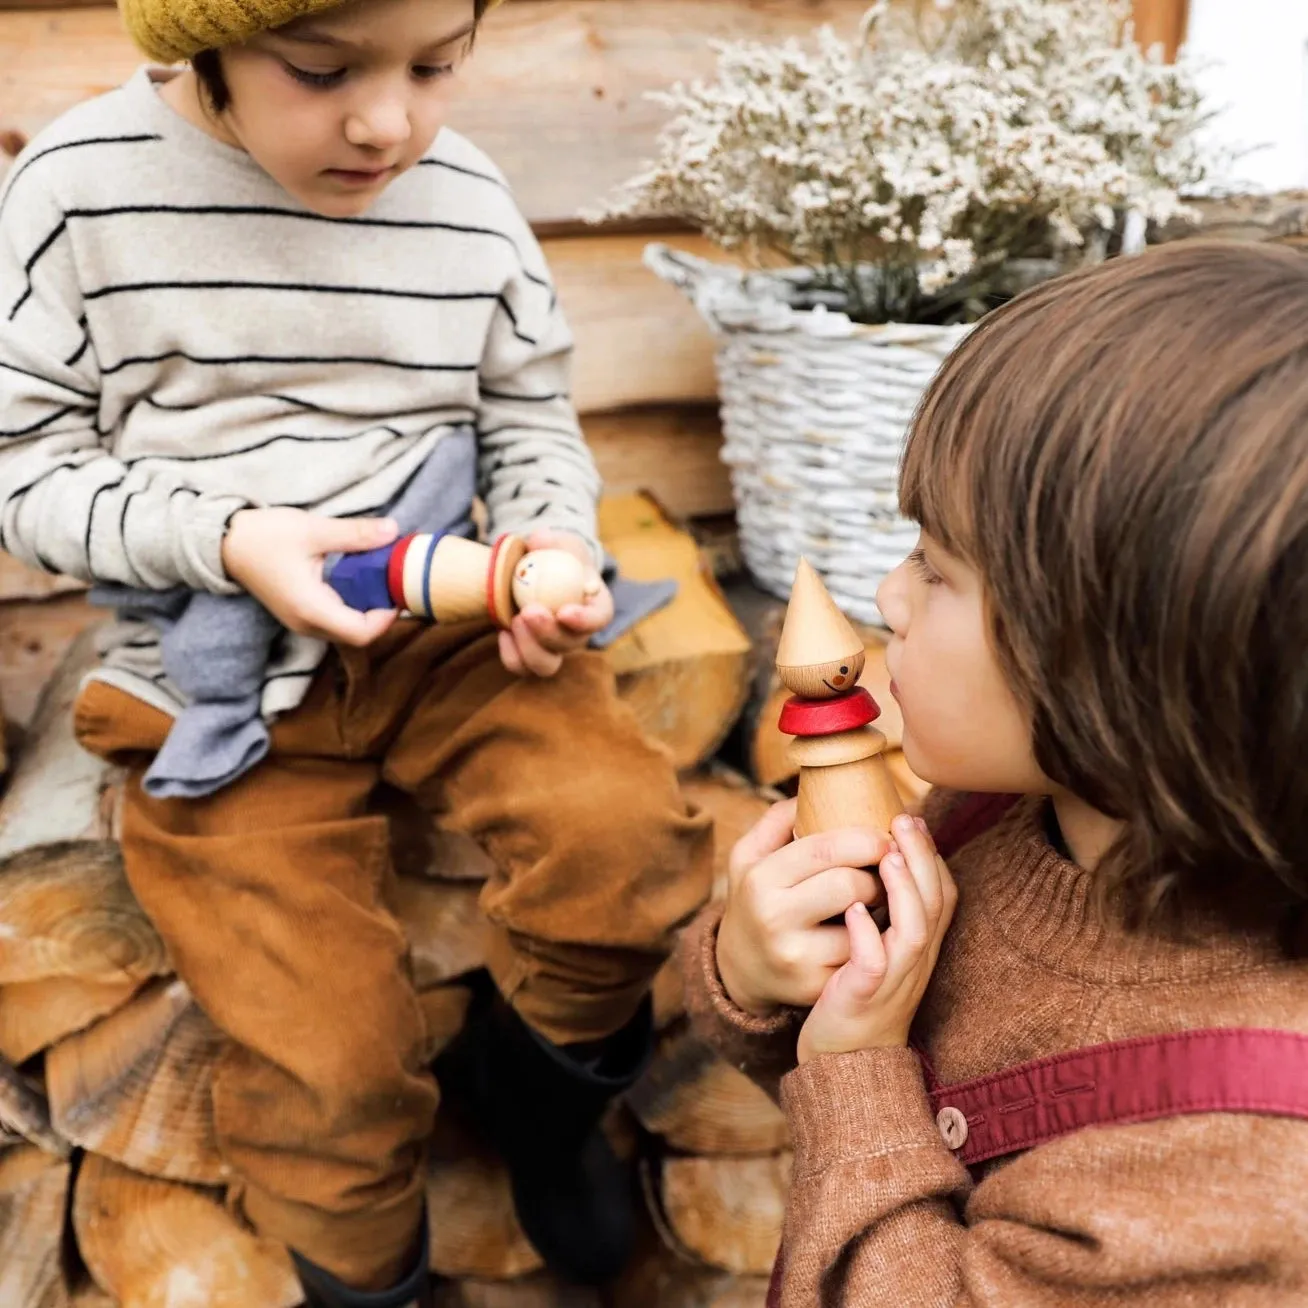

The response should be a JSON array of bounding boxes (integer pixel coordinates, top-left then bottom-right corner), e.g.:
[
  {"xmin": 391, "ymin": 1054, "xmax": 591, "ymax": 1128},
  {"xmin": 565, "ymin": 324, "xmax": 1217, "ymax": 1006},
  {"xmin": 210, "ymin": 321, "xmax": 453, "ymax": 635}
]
[{"xmin": 776, "ymin": 559, "xmax": 866, "ymax": 699}]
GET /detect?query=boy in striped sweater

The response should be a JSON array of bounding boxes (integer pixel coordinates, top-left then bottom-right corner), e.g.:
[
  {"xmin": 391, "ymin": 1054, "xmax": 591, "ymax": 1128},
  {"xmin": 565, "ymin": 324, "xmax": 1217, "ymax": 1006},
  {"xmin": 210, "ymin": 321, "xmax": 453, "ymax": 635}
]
[{"xmin": 0, "ymin": 0, "xmax": 713, "ymax": 1303}]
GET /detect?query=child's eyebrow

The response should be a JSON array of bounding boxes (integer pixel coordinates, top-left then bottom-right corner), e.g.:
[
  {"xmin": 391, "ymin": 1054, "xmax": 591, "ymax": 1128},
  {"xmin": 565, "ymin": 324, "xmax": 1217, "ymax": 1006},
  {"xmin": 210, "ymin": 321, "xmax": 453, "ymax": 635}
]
[{"xmin": 281, "ymin": 19, "xmax": 477, "ymax": 50}]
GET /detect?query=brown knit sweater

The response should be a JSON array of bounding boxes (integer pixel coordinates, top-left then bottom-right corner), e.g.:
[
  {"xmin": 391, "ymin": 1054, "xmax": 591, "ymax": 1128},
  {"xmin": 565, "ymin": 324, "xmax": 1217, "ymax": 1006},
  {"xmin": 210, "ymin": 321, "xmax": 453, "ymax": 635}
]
[{"xmin": 683, "ymin": 793, "xmax": 1308, "ymax": 1305}]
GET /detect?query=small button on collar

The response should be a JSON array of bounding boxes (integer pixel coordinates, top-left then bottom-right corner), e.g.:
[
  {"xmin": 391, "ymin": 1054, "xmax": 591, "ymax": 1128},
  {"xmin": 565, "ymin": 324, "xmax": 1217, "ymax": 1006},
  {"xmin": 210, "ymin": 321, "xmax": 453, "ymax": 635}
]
[{"xmin": 936, "ymin": 1105, "xmax": 968, "ymax": 1151}]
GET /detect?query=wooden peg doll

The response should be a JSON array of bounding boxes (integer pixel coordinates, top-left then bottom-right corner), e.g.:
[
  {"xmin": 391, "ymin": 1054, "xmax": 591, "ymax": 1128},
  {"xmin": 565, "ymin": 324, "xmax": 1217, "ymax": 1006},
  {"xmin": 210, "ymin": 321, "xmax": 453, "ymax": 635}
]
[
  {"xmin": 776, "ymin": 558, "xmax": 903, "ymax": 839},
  {"xmin": 329, "ymin": 531, "xmax": 598, "ymax": 627}
]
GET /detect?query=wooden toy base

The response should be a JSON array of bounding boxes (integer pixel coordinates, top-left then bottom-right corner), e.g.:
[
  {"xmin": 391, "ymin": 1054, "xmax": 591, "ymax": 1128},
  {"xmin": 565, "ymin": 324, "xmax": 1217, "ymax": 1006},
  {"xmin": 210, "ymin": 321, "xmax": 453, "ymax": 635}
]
[{"xmin": 791, "ymin": 729, "xmax": 904, "ymax": 839}]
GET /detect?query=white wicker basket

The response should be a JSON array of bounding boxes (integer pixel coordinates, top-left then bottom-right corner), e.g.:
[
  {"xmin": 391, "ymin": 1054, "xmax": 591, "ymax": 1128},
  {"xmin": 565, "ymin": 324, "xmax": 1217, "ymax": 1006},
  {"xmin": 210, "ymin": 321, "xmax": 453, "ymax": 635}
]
[{"xmin": 647, "ymin": 242, "xmax": 971, "ymax": 626}]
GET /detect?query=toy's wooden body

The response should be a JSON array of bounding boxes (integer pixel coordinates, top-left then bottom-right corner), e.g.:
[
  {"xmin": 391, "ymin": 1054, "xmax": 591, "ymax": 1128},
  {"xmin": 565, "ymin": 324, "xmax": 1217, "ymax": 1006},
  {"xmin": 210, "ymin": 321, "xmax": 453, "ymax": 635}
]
[
  {"xmin": 776, "ymin": 560, "xmax": 902, "ymax": 838},
  {"xmin": 329, "ymin": 531, "xmax": 594, "ymax": 628}
]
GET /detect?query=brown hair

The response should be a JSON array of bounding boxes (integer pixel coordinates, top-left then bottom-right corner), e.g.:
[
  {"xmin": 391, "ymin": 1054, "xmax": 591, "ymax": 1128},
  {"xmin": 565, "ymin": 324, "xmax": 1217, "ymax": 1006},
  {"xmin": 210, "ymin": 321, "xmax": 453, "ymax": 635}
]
[
  {"xmin": 193, "ymin": 0, "xmax": 491, "ymax": 114},
  {"xmin": 900, "ymin": 240, "xmax": 1308, "ymax": 936}
]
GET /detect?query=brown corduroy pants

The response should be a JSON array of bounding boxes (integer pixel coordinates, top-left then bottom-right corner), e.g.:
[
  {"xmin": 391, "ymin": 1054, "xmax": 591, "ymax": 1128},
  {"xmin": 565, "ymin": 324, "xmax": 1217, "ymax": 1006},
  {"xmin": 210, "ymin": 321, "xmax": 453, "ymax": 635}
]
[{"xmin": 73, "ymin": 617, "xmax": 713, "ymax": 1290}]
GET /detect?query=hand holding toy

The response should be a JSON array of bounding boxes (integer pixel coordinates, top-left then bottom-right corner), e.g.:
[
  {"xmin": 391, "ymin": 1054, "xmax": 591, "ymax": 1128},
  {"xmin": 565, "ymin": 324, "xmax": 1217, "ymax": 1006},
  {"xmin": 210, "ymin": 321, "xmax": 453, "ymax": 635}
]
[{"xmin": 329, "ymin": 531, "xmax": 598, "ymax": 627}]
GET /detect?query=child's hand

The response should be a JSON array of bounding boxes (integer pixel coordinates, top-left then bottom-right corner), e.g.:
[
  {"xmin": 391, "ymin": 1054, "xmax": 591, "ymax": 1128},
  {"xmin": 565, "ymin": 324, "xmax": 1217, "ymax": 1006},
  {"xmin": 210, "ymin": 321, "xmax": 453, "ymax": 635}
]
[
  {"xmin": 797, "ymin": 814, "xmax": 957, "ymax": 1062},
  {"xmin": 497, "ymin": 529, "xmax": 613, "ymax": 678},
  {"xmin": 716, "ymin": 798, "xmax": 891, "ymax": 1018},
  {"xmin": 222, "ymin": 508, "xmax": 399, "ymax": 647}
]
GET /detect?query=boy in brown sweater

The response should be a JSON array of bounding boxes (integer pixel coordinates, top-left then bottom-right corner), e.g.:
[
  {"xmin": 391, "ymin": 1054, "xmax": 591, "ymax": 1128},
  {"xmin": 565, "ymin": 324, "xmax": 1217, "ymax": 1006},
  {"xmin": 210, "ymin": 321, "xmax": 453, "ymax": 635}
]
[{"xmin": 688, "ymin": 241, "xmax": 1308, "ymax": 1304}]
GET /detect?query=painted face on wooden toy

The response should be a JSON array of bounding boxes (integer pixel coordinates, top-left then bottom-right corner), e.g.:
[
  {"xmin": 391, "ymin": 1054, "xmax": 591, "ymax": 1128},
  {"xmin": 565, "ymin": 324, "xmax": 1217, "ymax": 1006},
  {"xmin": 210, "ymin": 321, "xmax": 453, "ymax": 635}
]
[
  {"xmin": 776, "ymin": 558, "xmax": 869, "ymax": 699},
  {"xmin": 510, "ymin": 550, "xmax": 591, "ymax": 614},
  {"xmin": 777, "ymin": 648, "xmax": 868, "ymax": 700}
]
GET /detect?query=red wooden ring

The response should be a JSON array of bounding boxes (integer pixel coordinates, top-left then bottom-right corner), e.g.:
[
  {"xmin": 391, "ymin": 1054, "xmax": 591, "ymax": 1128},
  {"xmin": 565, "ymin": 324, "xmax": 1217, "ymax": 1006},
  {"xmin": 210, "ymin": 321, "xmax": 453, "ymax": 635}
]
[
  {"xmin": 778, "ymin": 687, "xmax": 881, "ymax": 737},
  {"xmin": 387, "ymin": 533, "xmax": 416, "ymax": 608}
]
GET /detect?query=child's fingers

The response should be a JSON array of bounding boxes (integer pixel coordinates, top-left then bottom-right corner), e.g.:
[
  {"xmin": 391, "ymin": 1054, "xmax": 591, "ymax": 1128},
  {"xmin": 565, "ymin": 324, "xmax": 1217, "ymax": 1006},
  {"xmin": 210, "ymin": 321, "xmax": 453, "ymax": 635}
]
[
  {"xmin": 772, "ymin": 827, "xmax": 895, "ymax": 890},
  {"xmin": 356, "ymin": 607, "xmax": 399, "ymax": 645},
  {"xmin": 519, "ymin": 604, "xmax": 563, "ymax": 645},
  {"xmin": 727, "ymin": 800, "xmax": 799, "ymax": 885},
  {"xmin": 892, "ymin": 814, "xmax": 947, "ymax": 923},
  {"xmin": 839, "ymin": 900, "xmax": 889, "ymax": 1002},
  {"xmin": 306, "ymin": 514, "xmax": 399, "ymax": 557},
  {"xmin": 298, "ymin": 586, "xmax": 393, "ymax": 647},
  {"xmin": 555, "ymin": 584, "xmax": 615, "ymax": 633},
  {"xmin": 879, "ymin": 852, "xmax": 929, "ymax": 967},
  {"xmin": 791, "ymin": 864, "xmax": 884, "ymax": 924},
  {"xmin": 522, "ymin": 605, "xmax": 595, "ymax": 653},
  {"xmin": 508, "ymin": 615, "xmax": 564, "ymax": 677},
  {"xmin": 498, "ymin": 628, "xmax": 527, "ymax": 676},
  {"xmin": 790, "ymin": 922, "xmax": 861, "ymax": 977}
]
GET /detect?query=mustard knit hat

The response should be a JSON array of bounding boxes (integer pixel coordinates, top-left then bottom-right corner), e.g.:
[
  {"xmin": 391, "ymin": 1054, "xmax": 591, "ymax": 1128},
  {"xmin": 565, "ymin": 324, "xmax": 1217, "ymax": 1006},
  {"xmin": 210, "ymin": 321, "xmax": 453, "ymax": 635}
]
[{"xmin": 122, "ymin": 0, "xmax": 503, "ymax": 67}]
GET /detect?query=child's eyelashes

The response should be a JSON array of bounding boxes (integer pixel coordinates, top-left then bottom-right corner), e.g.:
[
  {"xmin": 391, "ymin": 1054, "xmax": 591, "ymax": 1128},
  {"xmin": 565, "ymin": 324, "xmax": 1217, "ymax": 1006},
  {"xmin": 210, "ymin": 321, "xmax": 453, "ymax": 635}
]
[
  {"xmin": 906, "ymin": 546, "xmax": 943, "ymax": 585},
  {"xmin": 284, "ymin": 62, "xmax": 347, "ymax": 88},
  {"xmin": 282, "ymin": 62, "xmax": 457, "ymax": 90},
  {"xmin": 413, "ymin": 64, "xmax": 457, "ymax": 82}
]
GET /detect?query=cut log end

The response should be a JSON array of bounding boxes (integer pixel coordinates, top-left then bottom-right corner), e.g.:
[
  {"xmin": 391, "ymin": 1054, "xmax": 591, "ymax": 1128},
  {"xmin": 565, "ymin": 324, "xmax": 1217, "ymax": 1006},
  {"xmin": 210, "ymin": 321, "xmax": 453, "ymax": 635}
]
[
  {"xmin": 657, "ymin": 1153, "xmax": 791, "ymax": 1277},
  {"xmin": 0, "ymin": 1145, "xmax": 72, "ymax": 1308},
  {"xmin": 73, "ymin": 1153, "xmax": 301, "ymax": 1308},
  {"xmin": 47, "ymin": 977, "xmax": 225, "ymax": 1186},
  {"xmin": 629, "ymin": 1030, "xmax": 788, "ymax": 1155}
]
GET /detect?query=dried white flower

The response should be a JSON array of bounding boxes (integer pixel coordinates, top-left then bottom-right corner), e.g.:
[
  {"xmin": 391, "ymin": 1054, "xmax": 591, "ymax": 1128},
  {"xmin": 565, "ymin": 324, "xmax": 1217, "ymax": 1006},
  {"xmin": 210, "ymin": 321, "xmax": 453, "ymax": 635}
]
[{"xmin": 591, "ymin": 0, "xmax": 1220, "ymax": 323}]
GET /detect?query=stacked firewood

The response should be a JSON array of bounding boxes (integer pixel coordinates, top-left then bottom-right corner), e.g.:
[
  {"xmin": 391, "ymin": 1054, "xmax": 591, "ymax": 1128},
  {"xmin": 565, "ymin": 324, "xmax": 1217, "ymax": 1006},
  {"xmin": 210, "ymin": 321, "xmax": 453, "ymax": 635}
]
[{"xmin": 0, "ymin": 608, "xmax": 801, "ymax": 1306}]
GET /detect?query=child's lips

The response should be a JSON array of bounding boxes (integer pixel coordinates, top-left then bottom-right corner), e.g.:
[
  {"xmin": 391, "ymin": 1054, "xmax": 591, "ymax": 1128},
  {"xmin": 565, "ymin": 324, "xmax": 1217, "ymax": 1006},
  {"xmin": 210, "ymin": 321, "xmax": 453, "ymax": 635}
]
[{"xmin": 325, "ymin": 165, "xmax": 395, "ymax": 185}]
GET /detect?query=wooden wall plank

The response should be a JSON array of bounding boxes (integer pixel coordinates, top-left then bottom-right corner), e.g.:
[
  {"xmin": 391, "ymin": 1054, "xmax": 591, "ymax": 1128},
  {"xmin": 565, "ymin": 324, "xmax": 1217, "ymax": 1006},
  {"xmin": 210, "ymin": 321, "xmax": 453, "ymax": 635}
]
[
  {"xmin": 0, "ymin": 0, "xmax": 868, "ymax": 228},
  {"xmin": 546, "ymin": 232, "xmax": 722, "ymax": 413},
  {"xmin": 584, "ymin": 406, "xmax": 731, "ymax": 520}
]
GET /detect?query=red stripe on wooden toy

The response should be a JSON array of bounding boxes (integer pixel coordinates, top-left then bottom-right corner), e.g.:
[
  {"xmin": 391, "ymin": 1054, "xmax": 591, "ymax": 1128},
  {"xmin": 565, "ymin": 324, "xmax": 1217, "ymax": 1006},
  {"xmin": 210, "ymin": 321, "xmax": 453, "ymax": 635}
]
[
  {"xmin": 387, "ymin": 534, "xmax": 416, "ymax": 609},
  {"xmin": 778, "ymin": 687, "xmax": 880, "ymax": 737}
]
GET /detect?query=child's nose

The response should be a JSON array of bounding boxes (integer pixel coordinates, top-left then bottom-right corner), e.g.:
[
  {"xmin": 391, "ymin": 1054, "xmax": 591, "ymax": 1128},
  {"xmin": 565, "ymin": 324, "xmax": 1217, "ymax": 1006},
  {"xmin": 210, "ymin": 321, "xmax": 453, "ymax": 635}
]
[
  {"xmin": 876, "ymin": 562, "xmax": 910, "ymax": 635},
  {"xmin": 346, "ymin": 99, "xmax": 412, "ymax": 151}
]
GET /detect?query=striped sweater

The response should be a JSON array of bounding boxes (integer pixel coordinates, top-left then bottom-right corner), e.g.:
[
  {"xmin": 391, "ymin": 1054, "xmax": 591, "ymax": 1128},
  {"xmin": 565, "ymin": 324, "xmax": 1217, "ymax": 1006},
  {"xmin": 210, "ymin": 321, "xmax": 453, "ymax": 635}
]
[{"xmin": 0, "ymin": 66, "xmax": 601, "ymax": 721}]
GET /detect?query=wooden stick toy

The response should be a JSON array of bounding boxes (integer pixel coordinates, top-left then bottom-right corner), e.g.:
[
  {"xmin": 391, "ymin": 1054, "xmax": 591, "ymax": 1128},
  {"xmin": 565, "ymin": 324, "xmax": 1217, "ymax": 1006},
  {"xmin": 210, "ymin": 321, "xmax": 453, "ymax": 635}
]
[
  {"xmin": 328, "ymin": 532, "xmax": 598, "ymax": 627},
  {"xmin": 776, "ymin": 558, "xmax": 903, "ymax": 839}
]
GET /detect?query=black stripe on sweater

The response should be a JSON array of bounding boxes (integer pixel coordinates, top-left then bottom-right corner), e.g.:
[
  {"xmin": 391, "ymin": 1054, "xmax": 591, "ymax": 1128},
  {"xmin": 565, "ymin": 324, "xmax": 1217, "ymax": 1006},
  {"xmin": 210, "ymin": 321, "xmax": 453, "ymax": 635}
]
[
  {"xmin": 64, "ymin": 316, "xmax": 91, "ymax": 368},
  {"xmin": 7, "ymin": 217, "xmax": 68, "ymax": 320},
  {"xmin": 81, "ymin": 281, "xmax": 538, "ymax": 346},
  {"xmin": 122, "ymin": 424, "xmax": 410, "ymax": 465},
  {"xmin": 0, "ymin": 405, "xmax": 75, "ymax": 439},
  {"xmin": 0, "ymin": 457, "xmax": 80, "ymax": 553},
  {"xmin": 264, "ymin": 668, "xmax": 318, "ymax": 686},
  {"xmin": 84, "ymin": 471, "xmax": 128, "ymax": 574},
  {"xmin": 142, "ymin": 393, "xmax": 477, "ymax": 423},
  {"xmin": 100, "ymin": 350, "xmax": 479, "ymax": 377},
  {"xmin": 0, "ymin": 135, "xmax": 163, "ymax": 220},
  {"xmin": 480, "ymin": 386, "xmax": 566, "ymax": 404},
  {"xmin": 417, "ymin": 157, "xmax": 507, "ymax": 188},
  {"xmin": 15, "ymin": 204, "xmax": 555, "ymax": 297},
  {"xmin": 0, "ymin": 358, "xmax": 97, "ymax": 401},
  {"xmin": 86, "ymin": 280, "xmax": 501, "ymax": 305}
]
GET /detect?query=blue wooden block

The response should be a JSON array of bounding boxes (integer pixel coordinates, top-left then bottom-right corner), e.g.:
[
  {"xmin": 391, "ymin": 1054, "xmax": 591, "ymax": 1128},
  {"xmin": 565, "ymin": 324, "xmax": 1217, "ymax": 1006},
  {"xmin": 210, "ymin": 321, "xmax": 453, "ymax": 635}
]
[{"xmin": 327, "ymin": 544, "xmax": 395, "ymax": 611}]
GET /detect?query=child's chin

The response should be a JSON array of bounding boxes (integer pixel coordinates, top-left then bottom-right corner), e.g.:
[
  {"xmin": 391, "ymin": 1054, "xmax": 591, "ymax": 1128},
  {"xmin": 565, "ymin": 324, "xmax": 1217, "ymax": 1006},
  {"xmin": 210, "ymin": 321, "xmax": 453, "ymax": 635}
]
[
  {"xmin": 901, "ymin": 736, "xmax": 987, "ymax": 795},
  {"xmin": 294, "ymin": 180, "xmax": 391, "ymax": 219}
]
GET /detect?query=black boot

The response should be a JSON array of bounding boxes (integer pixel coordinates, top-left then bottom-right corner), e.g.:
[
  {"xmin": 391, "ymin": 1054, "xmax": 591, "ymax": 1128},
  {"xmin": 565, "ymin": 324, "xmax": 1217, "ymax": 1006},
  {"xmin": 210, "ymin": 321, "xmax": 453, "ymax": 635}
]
[
  {"xmin": 293, "ymin": 1219, "xmax": 434, "ymax": 1308},
  {"xmin": 433, "ymin": 976, "xmax": 654, "ymax": 1285}
]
